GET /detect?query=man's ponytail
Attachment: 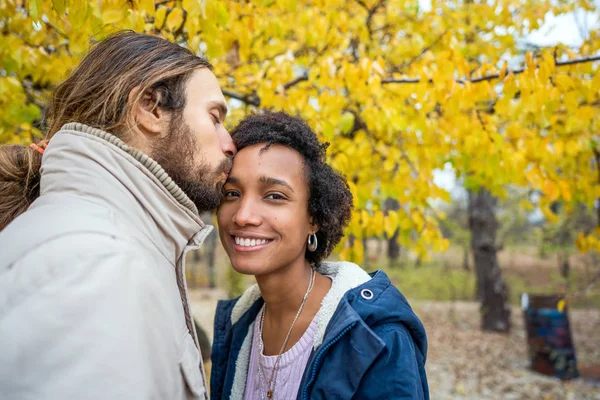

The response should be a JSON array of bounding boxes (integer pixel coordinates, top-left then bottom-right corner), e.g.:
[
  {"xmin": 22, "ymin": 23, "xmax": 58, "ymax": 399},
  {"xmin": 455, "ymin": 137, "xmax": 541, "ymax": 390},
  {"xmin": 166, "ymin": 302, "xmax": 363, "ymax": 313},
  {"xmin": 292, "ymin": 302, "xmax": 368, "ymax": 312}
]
[{"xmin": 0, "ymin": 144, "xmax": 42, "ymax": 231}]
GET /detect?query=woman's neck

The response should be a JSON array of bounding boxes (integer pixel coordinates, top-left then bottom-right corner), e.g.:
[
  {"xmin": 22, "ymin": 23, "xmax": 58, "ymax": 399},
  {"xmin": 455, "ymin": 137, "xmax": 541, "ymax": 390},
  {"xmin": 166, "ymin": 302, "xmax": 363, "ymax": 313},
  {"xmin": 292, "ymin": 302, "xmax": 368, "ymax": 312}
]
[
  {"xmin": 256, "ymin": 259, "xmax": 332, "ymax": 355},
  {"xmin": 256, "ymin": 258, "xmax": 314, "ymax": 321}
]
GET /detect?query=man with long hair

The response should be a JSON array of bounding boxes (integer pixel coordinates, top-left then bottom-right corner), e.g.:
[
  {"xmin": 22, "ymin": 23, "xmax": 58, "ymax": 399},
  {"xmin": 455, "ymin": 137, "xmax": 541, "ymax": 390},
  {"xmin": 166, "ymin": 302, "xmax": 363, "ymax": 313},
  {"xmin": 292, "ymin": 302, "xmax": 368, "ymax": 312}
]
[{"xmin": 0, "ymin": 31, "xmax": 235, "ymax": 399}]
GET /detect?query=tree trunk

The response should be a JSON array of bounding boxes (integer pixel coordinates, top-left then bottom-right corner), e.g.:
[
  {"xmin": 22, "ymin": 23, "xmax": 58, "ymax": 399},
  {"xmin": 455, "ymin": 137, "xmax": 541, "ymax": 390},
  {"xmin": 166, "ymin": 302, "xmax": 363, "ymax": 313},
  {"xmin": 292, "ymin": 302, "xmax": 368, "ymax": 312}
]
[
  {"xmin": 462, "ymin": 246, "xmax": 470, "ymax": 271},
  {"xmin": 559, "ymin": 251, "xmax": 570, "ymax": 279},
  {"xmin": 385, "ymin": 198, "xmax": 401, "ymax": 268},
  {"xmin": 387, "ymin": 229, "xmax": 401, "ymax": 268},
  {"xmin": 362, "ymin": 236, "xmax": 369, "ymax": 268},
  {"xmin": 468, "ymin": 188, "xmax": 511, "ymax": 333}
]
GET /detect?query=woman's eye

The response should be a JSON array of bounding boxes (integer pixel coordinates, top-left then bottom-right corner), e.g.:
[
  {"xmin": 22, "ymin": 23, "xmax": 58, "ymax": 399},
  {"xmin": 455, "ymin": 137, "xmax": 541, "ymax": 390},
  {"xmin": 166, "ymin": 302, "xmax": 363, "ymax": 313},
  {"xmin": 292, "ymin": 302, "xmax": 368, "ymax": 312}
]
[
  {"xmin": 266, "ymin": 193, "xmax": 285, "ymax": 200},
  {"xmin": 224, "ymin": 191, "xmax": 239, "ymax": 198}
]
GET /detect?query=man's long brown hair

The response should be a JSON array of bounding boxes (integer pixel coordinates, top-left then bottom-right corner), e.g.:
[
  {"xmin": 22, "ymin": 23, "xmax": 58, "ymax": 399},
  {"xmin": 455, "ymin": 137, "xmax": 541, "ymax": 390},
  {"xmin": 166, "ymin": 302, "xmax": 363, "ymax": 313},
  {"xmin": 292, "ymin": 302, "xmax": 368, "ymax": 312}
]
[{"xmin": 0, "ymin": 31, "xmax": 211, "ymax": 231}]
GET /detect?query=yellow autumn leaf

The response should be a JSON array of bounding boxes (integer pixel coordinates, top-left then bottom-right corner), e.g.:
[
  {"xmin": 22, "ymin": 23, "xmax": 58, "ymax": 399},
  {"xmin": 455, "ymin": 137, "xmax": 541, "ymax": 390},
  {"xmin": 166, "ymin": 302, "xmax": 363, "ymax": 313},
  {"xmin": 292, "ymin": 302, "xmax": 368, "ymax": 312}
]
[
  {"xmin": 154, "ymin": 7, "xmax": 167, "ymax": 29},
  {"xmin": 103, "ymin": 9, "xmax": 125, "ymax": 24},
  {"xmin": 576, "ymin": 232, "xmax": 588, "ymax": 252},
  {"xmin": 542, "ymin": 180, "xmax": 560, "ymax": 202},
  {"xmin": 554, "ymin": 141, "xmax": 564, "ymax": 155},
  {"xmin": 53, "ymin": 0, "xmax": 68, "ymax": 15},
  {"xmin": 592, "ymin": 72, "xmax": 600, "ymax": 93},
  {"xmin": 165, "ymin": 8, "xmax": 184, "ymax": 31},
  {"xmin": 370, "ymin": 211, "xmax": 384, "ymax": 236},
  {"xmin": 29, "ymin": 0, "xmax": 43, "ymax": 20},
  {"xmin": 138, "ymin": 0, "xmax": 155, "ymax": 16},
  {"xmin": 350, "ymin": 240, "xmax": 364, "ymax": 264},
  {"xmin": 554, "ymin": 75, "xmax": 575, "ymax": 92},
  {"xmin": 384, "ymin": 211, "xmax": 399, "ymax": 238}
]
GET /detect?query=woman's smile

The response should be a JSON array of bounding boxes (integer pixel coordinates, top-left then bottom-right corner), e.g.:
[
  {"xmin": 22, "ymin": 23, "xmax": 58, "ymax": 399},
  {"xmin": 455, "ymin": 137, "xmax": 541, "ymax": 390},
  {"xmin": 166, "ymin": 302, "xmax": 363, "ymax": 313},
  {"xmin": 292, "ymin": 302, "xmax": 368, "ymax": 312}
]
[{"xmin": 230, "ymin": 232, "xmax": 274, "ymax": 252}]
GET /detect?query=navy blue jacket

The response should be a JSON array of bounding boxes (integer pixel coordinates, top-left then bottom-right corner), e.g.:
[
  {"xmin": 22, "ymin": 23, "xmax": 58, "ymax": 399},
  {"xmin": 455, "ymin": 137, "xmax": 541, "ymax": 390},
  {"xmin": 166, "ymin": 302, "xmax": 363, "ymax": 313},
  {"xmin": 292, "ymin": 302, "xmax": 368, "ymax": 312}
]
[{"xmin": 211, "ymin": 262, "xmax": 429, "ymax": 399}]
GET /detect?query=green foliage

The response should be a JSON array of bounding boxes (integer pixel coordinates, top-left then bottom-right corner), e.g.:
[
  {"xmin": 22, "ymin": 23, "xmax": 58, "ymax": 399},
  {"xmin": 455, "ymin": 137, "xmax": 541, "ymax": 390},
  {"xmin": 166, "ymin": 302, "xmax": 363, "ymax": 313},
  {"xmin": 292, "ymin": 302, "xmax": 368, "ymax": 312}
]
[
  {"xmin": 226, "ymin": 265, "xmax": 246, "ymax": 299},
  {"xmin": 383, "ymin": 261, "xmax": 476, "ymax": 303},
  {"xmin": 379, "ymin": 251, "xmax": 600, "ymax": 308}
]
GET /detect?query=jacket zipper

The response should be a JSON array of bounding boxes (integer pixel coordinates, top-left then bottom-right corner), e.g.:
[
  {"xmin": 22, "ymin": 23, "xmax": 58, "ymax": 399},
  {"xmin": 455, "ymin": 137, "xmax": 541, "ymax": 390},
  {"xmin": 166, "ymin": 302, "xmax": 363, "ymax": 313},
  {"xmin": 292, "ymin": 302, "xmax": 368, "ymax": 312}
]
[{"xmin": 300, "ymin": 322, "xmax": 357, "ymax": 400}]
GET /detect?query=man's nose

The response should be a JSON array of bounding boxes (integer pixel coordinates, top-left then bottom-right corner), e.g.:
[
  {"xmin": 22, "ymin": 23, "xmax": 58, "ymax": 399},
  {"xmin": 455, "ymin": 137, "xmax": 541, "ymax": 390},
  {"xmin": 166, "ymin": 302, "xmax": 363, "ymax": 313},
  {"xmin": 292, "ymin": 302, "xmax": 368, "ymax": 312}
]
[{"xmin": 220, "ymin": 128, "xmax": 236, "ymax": 158}]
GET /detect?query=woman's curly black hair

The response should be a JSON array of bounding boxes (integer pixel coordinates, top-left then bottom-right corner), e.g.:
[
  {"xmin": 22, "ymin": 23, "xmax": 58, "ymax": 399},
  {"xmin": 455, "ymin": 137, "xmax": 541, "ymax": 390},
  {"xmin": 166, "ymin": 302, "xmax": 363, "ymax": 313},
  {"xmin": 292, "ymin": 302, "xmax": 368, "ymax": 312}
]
[{"xmin": 230, "ymin": 111, "xmax": 353, "ymax": 265}]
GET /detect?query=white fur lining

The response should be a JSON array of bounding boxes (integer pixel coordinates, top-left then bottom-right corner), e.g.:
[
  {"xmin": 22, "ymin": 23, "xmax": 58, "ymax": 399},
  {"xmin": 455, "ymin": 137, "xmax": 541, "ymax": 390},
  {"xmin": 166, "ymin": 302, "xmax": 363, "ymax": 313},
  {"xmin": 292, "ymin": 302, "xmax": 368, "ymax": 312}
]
[
  {"xmin": 312, "ymin": 261, "xmax": 370, "ymax": 348},
  {"xmin": 229, "ymin": 261, "xmax": 371, "ymax": 345},
  {"xmin": 230, "ymin": 321, "xmax": 255, "ymax": 400},
  {"xmin": 227, "ymin": 262, "xmax": 370, "ymax": 398},
  {"xmin": 231, "ymin": 284, "xmax": 262, "ymax": 325}
]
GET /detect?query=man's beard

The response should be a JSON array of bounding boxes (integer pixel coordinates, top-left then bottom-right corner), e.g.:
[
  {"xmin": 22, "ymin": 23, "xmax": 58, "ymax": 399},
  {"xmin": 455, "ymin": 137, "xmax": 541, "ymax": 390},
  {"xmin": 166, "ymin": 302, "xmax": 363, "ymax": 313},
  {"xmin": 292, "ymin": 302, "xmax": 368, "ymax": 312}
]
[{"xmin": 151, "ymin": 117, "xmax": 232, "ymax": 213}]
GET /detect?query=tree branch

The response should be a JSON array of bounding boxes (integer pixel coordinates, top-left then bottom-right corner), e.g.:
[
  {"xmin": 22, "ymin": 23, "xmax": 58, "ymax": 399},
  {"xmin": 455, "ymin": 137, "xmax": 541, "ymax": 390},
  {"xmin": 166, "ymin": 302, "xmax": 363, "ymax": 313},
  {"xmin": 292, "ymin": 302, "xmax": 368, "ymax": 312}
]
[
  {"xmin": 355, "ymin": 0, "xmax": 386, "ymax": 37},
  {"xmin": 283, "ymin": 73, "xmax": 309, "ymax": 90},
  {"xmin": 225, "ymin": 54, "xmax": 600, "ymax": 106},
  {"xmin": 382, "ymin": 54, "xmax": 600, "ymax": 85},
  {"xmin": 21, "ymin": 79, "xmax": 46, "ymax": 111},
  {"xmin": 391, "ymin": 30, "xmax": 448, "ymax": 73},
  {"xmin": 44, "ymin": 21, "xmax": 69, "ymax": 40},
  {"xmin": 222, "ymin": 90, "xmax": 261, "ymax": 107}
]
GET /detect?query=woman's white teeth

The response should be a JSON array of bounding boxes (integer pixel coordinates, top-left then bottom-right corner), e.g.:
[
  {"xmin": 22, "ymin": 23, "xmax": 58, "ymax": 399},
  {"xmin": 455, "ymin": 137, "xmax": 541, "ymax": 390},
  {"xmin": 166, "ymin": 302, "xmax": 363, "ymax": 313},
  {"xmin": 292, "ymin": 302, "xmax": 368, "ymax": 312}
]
[{"xmin": 235, "ymin": 237, "xmax": 268, "ymax": 247}]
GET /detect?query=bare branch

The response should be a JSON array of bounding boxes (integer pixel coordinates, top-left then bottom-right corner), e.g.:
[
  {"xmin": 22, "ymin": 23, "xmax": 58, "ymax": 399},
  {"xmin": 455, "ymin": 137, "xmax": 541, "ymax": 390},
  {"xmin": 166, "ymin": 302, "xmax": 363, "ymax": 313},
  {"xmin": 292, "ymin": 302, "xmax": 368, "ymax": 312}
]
[
  {"xmin": 283, "ymin": 73, "xmax": 309, "ymax": 90},
  {"xmin": 400, "ymin": 148, "xmax": 418, "ymax": 176},
  {"xmin": 44, "ymin": 21, "xmax": 69, "ymax": 40},
  {"xmin": 225, "ymin": 54, "xmax": 600, "ymax": 106},
  {"xmin": 366, "ymin": 0, "xmax": 386, "ymax": 33},
  {"xmin": 20, "ymin": 80, "xmax": 46, "ymax": 111},
  {"xmin": 391, "ymin": 30, "xmax": 448, "ymax": 73},
  {"xmin": 383, "ymin": 54, "xmax": 600, "ymax": 85},
  {"xmin": 224, "ymin": 73, "xmax": 309, "ymax": 106},
  {"xmin": 355, "ymin": 0, "xmax": 386, "ymax": 37},
  {"xmin": 381, "ymin": 77, "xmax": 423, "ymax": 84},
  {"xmin": 222, "ymin": 90, "xmax": 260, "ymax": 107}
]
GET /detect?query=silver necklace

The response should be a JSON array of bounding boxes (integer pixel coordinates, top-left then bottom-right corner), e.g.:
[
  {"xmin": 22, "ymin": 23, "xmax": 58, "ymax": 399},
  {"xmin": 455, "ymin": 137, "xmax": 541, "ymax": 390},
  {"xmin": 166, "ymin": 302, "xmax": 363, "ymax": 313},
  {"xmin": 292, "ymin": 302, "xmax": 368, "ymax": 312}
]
[{"xmin": 258, "ymin": 268, "xmax": 316, "ymax": 399}]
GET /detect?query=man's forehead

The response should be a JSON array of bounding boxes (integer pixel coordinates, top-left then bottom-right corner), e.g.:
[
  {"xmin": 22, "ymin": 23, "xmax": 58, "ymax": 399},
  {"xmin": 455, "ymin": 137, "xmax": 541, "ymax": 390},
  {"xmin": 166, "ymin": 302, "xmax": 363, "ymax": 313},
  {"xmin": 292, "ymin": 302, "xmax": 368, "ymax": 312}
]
[{"xmin": 187, "ymin": 69, "xmax": 227, "ymax": 106}]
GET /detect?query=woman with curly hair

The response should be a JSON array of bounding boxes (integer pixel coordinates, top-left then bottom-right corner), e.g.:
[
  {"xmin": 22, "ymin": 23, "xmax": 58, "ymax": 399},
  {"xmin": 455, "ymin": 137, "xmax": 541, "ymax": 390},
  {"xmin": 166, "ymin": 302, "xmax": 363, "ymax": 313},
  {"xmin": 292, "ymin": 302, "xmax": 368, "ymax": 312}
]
[{"xmin": 211, "ymin": 111, "xmax": 429, "ymax": 400}]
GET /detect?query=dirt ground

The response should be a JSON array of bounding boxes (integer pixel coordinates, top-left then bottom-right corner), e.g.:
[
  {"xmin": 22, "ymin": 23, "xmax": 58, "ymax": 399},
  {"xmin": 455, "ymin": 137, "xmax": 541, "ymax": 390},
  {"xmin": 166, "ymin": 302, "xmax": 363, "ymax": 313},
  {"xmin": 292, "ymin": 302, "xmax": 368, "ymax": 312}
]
[{"xmin": 190, "ymin": 289, "xmax": 600, "ymax": 400}]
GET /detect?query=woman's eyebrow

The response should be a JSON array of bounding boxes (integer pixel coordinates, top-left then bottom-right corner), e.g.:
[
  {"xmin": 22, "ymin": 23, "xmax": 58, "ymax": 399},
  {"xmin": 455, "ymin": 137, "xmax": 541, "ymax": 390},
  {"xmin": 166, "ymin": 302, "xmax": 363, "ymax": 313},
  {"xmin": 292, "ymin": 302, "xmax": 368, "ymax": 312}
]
[{"xmin": 260, "ymin": 176, "xmax": 294, "ymax": 192}]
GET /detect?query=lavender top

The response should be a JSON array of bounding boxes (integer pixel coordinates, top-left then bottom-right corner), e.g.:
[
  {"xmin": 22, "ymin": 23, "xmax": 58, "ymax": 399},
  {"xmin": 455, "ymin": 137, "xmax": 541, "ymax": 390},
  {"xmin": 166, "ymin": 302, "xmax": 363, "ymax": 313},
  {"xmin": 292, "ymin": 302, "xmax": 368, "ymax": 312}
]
[{"xmin": 244, "ymin": 306, "xmax": 318, "ymax": 400}]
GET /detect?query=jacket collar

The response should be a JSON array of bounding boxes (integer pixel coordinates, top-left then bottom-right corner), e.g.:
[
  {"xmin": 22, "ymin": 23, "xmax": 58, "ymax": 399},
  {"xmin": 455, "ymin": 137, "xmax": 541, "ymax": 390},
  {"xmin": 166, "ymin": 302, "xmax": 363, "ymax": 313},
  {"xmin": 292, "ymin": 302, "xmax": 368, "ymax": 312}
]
[
  {"xmin": 41, "ymin": 123, "xmax": 209, "ymax": 262},
  {"xmin": 230, "ymin": 261, "xmax": 371, "ymax": 349},
  {"xmin": 223, "ymin": 262, "xmax": 375, "ymax": 400}
]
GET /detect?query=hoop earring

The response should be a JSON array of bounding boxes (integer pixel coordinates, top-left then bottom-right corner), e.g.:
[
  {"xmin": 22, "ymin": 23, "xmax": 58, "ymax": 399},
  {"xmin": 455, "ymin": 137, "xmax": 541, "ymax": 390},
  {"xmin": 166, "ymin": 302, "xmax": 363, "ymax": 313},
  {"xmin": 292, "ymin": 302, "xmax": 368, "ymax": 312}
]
[{"xmin": 307, "ymin": 232, "xmax": 318, "ymax": 252}]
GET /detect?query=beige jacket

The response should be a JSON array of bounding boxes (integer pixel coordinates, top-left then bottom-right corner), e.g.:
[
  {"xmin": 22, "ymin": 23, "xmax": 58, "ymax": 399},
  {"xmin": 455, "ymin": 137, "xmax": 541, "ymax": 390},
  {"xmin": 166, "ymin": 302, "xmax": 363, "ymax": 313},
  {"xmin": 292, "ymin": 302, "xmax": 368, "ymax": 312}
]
[{"xmin": 0, "ymin": 123, "xmax": 211, "ymax": 400}]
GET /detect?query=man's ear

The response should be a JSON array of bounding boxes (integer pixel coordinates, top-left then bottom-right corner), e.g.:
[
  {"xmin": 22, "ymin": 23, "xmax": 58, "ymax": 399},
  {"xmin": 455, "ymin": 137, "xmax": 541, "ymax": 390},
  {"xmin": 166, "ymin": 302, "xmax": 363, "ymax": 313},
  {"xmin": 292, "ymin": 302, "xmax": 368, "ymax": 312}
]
[{"xmin": 129, "ymin": 86, "xmax": 166, "ymax": 135}]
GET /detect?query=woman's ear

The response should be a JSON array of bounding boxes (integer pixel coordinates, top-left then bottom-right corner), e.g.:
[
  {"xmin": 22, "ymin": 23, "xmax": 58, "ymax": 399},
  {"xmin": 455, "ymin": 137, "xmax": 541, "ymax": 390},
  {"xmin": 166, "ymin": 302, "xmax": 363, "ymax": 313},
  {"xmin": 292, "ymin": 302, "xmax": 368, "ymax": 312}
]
[
  {"xmin": 129, "ymin": 86, "xmax": 166, "ymax": 135},
  {"xmin": 309, "ymin": 219, "xmax": 320, "ymax": 235}
]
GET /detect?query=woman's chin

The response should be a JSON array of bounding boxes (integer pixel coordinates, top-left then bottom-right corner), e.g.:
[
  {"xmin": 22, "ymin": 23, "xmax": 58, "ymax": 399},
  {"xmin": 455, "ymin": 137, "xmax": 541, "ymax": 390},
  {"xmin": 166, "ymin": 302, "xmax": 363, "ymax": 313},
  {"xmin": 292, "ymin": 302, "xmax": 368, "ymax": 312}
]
[{"xmin": 230, "ymin": 262, "xmax": 267, "ymax": 276}]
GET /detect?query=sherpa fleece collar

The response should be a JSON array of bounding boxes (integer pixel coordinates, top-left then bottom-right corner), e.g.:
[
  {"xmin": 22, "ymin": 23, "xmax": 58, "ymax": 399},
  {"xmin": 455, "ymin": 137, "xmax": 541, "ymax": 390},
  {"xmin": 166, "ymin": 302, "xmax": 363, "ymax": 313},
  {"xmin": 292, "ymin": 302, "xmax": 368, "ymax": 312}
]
[{"xmin": 230, "ymin": 261, "xmax": 371, "ymax": 349}]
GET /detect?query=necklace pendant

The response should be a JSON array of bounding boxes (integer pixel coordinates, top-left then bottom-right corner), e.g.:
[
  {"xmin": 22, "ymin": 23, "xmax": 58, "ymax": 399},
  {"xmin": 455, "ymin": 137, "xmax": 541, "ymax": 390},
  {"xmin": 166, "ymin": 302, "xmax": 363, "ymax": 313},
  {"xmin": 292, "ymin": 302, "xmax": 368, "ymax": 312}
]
[{"xmin": 267, "ymin": 390, "xmax": 273, "ymax": 398}]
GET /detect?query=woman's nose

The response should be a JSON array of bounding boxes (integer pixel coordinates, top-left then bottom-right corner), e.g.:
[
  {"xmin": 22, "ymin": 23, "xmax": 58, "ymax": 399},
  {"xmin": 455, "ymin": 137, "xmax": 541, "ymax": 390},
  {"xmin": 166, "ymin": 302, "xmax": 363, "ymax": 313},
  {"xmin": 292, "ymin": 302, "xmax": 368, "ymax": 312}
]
[{"xmin": 233, "ymin": 198, "xmax": 261, "ymax": 227}]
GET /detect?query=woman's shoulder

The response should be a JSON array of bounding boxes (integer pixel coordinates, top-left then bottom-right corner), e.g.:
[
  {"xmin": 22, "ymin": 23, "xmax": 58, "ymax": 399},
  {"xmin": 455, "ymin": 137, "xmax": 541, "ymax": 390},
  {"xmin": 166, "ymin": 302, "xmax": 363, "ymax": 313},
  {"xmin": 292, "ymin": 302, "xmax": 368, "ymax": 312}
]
[
  {"xmin": 215, "ymin": 284, "xmax": 264, "ymax": 330},
  {"xmin": 347, "ymin": 269, "xmax": 428, "ymax": 359}
]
